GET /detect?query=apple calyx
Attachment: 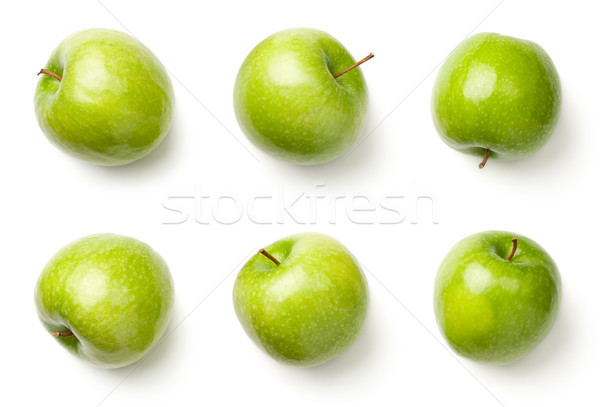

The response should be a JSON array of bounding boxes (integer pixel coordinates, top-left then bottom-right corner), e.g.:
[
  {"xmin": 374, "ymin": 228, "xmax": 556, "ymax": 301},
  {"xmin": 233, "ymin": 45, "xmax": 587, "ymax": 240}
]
[
  {"xmin": 37, "ymin": 69, "xmax": 62, "ymax": 81},
  {"xmin": 51, "ymin": 331, "xmax": 74, "ymax": 338},
  {"xmin": 507, "ymin": 238, "xmax": 518, "ymax": 262},
  {"xmin": 258, "ymin": 248, "xmax": 280, "ymax": 266},
  {"xmin": 478, "ymin": 148, "xmax": 491, "ymax": 169},
  {"xmin": 333, "ymin": 53, "xmax": 374, "ymax": 79}
]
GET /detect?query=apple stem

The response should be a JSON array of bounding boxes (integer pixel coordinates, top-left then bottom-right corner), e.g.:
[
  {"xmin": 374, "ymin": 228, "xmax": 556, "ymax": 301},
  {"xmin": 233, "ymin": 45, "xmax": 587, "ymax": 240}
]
[
  {"xmin": 37, "ymin": 69, "xmax": 62, "ymax": 81},
  {"xmin": 52, "ymin": 331, "xmax": 74, "ymax": 338},
  {"xmin": 333, "ymin": 53, "xmax": 374, "ymax": 79},
  {"xmin": 478, "ymin": 148, "xmax": 490, "ymax": 169},
  {"xmin": 258, "ymin": 248, "xmax": 280, "ymax": 266},
  {"xmin": 507, "ymin": 238, "xmax": 518, "ymax": 262}
]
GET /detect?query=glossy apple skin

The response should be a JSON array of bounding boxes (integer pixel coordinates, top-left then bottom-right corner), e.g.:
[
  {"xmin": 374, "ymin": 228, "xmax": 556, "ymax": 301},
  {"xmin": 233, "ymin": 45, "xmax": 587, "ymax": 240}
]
[
  {"xmin": 434, "ymin": 231, "xmax": 561, "ymax": 364},
  {"xmin": 432, "ymin": 33, "xmax": 561, "ymax": 161},
  {"xmin": 34, "ymin": 29, "xmax": 174, "ymax": 166},
  {"xmin": 34, "ymin": 234, "xmax": 174, "ymax": 368},
  {"xmin": 233, "ymin": 233, "xmax": 369, "ymax": 366},
  {"xmin": 233, "ymin": 28, "xmax": 368, "ymax": 165}
]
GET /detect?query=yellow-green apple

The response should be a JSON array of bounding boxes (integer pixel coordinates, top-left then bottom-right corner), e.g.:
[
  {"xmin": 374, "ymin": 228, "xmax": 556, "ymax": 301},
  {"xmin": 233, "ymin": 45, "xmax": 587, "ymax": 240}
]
[
  {"xmin": 233, "ymin": 28, "xmax": 371, "ymax": 165},
  {"xmin": 432, "ymin": 33, "xmax": 561, "ymax": 168},
  {"xmin": 233, "ymin": 233, "xmax": 369, "ymax": 366},
  {"xmin": 434, "ymin": 231, "xmax": 561, "ymax": 364},
  {"xmin": 34, "ymin": 234, "xmax": 174, "ymax": 368},
  {"xmin": 34, "ymin": 29, "xmax": 174, "ymax": 166}
]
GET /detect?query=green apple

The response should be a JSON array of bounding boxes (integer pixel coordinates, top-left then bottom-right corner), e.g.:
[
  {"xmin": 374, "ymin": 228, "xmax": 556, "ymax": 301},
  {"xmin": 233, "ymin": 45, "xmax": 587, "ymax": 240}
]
[
  {"xmin": 34, "ymin": 29, "xmax": 174, "ymax": 166},
  {"xmin": 34, "ymin": 234, "xmax": 174, "ymax": 368},
  {"xmin": 233, "ymin": 233, "xmax": 369, "ymax": 366},
  {"xmin": 233, "ymin": 28, "xmax": 371, "ymax": 165},
  {"xmin": 434, "ymin": 231, "xmax": 561, "ymax": 364},
  {"xmin": 431, "ymin": 33, "xmax": 561, "ymax": 168}
]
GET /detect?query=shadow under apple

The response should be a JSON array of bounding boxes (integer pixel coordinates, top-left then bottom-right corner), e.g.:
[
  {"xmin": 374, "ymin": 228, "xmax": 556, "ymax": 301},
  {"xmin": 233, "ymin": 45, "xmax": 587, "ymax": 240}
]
[
  {"xmin": 470, "ymin": 294, "xmax": 573, "ymax": 377},
  {"xmin": 292, "ymin": 306, "xmax": 379, "ymax": 380},
  {"xmin": 101, "ymin": 299, "xmax": 184, "ymax": 378},
  {"xmin": 480, "ymin": 91, "xmax": 578, "ymax": 177},
  {"xmin": 254, "ymin": 104, "xmax": 383, "ymax": 184},
  {"xmin": 75, "ymin": 108, "xmax": 183, "ymax": 180}
]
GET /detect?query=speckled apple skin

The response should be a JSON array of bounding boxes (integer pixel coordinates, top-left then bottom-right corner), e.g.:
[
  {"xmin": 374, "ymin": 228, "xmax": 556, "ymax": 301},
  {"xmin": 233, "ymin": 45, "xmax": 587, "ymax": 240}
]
[
  {"xmin": 233, "ymin": 233, "xmax": 369, "ymax": 367},
  {"xmin": 434, "ymin": 231, "xmax": 561, "ymax": 364},
  {"xmin": 233, "ymin": 28, "xmax": 368, "ymax": 165},
  {"xmin": 34, "ymin": 234, "xmax": 174, "ymax": 368},
  {"xmin": 34, "ymin": 29, "xmax": 174, "ymax": 166},
  {"xmin": 432, "ymin": 33, "xmax": 561, "ymax": 161}
]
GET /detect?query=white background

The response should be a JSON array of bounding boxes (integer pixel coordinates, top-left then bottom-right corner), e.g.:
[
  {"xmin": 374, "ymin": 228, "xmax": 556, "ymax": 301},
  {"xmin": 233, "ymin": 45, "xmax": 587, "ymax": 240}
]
[{"xmin": 1, "ymin": 0, "xmax": 597, "ymax": 405}]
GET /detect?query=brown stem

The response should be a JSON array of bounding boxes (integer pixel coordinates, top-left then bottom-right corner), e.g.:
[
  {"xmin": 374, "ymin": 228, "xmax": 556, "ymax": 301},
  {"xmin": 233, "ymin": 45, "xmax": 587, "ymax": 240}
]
[
  {"xmin": 507, "ymin": 238, "xmax": 518, "ymax": 262},
  {"xmin": 478, "ymin": 148, "xmax": 490, "ymax": 169},
  {"xmin": 258, "ymin": 248, "xmax": 280, "ymax": 266},
  {"xmin": 38, "ymin": 69, "xmax": 62, "ymax": 81},
  {"xmin": 52, "ymin": 331, "xmax": 74, "ymax": 338},
  {"xmin": 334, "ymin": 53, "xmax": 374, "ymax": 78}
]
